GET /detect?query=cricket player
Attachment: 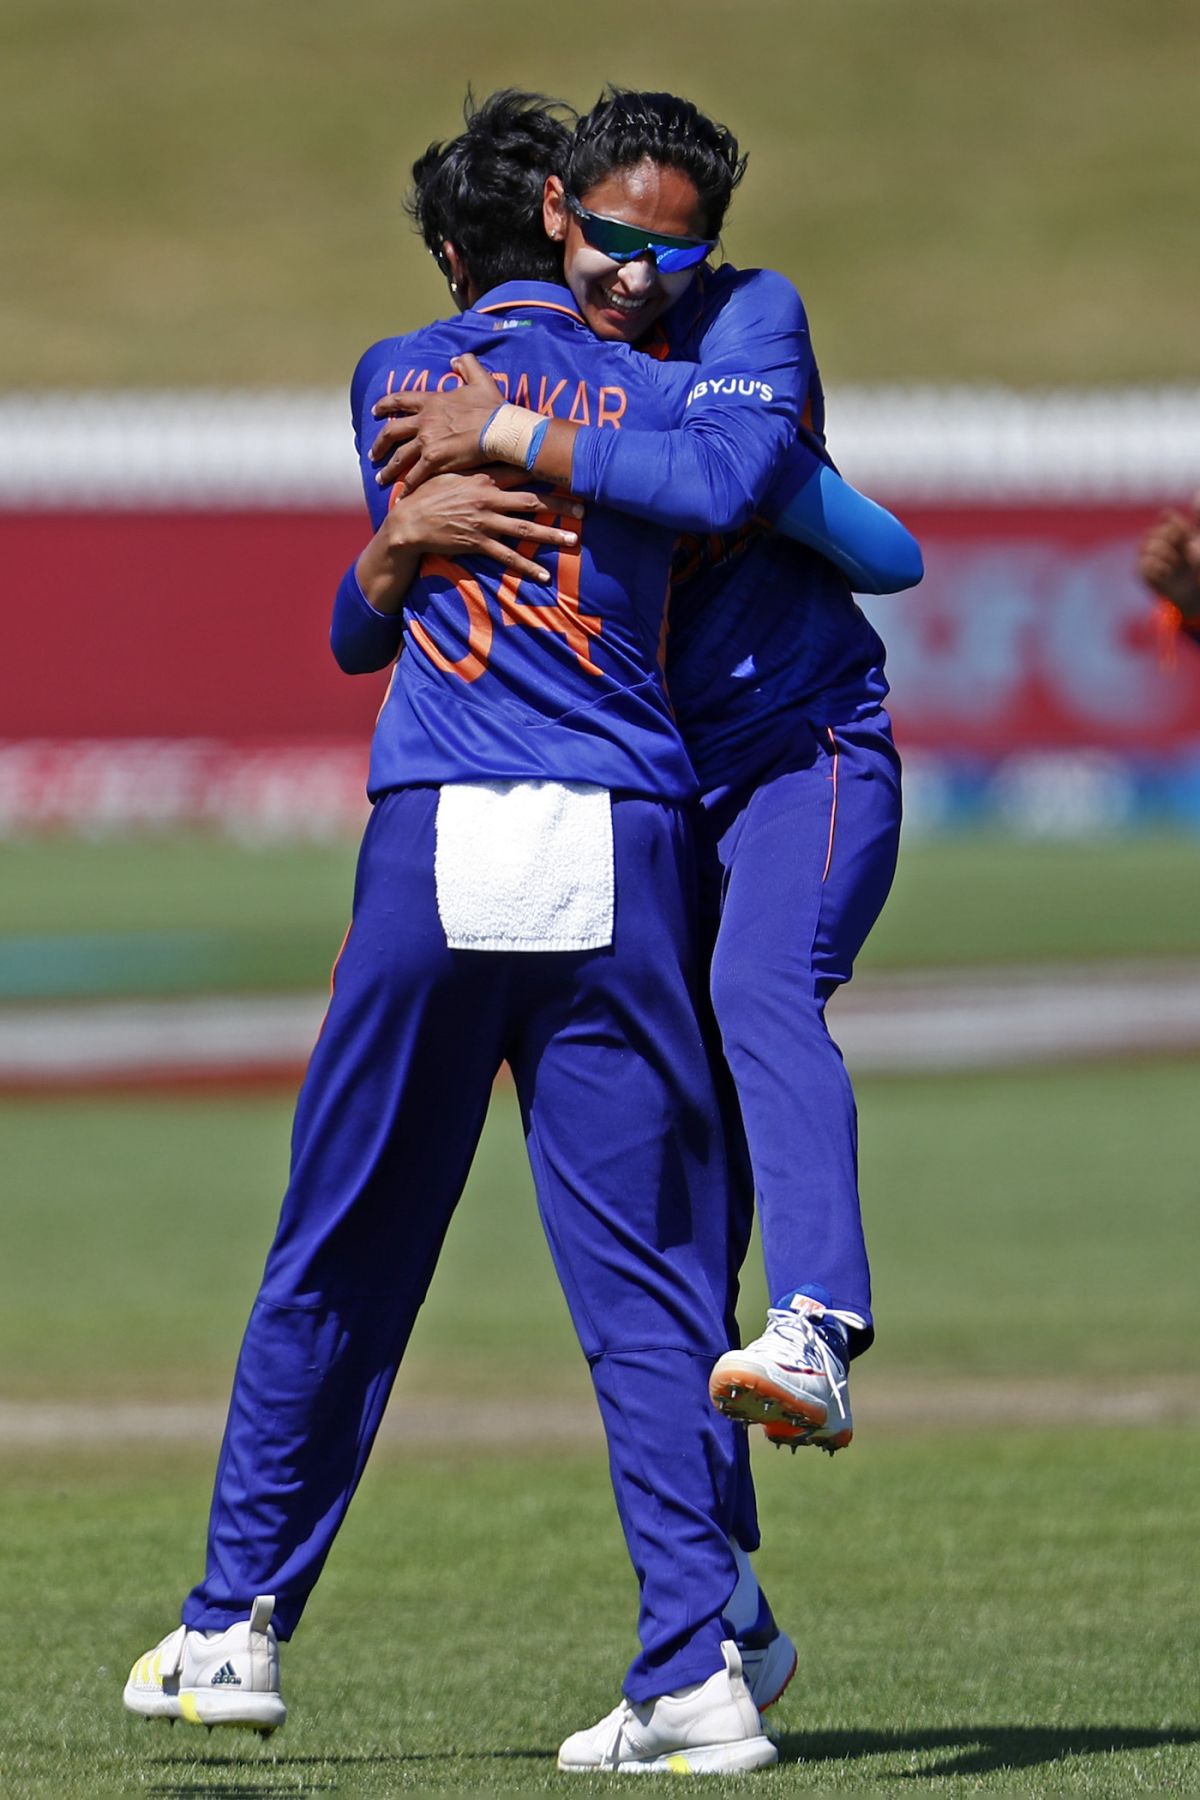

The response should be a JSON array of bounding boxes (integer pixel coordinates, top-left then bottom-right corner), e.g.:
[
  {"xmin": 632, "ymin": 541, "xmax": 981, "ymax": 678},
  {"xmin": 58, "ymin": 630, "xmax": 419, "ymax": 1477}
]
[
  {"xmin": 123, "ymin": 90, "xmax": 814, "ymax": 1777},
  {"xmin": 373, "ymin": 88, "xmax": 923, "ymax": 1473}
]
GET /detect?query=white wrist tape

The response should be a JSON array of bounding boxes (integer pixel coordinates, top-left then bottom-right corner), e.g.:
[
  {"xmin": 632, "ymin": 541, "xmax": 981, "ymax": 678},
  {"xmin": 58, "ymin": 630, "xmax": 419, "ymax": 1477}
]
[{"xmin": 480, "ymin": 402, "xmax": 542, "ymax": 467}]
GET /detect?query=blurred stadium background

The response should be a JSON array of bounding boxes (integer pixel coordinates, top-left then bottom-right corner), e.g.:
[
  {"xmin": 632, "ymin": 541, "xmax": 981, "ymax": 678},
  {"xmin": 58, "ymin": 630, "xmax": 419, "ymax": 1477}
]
[{"xmin": 2, "ymin": 2, "xmax": 1198, "ymax": 1792}]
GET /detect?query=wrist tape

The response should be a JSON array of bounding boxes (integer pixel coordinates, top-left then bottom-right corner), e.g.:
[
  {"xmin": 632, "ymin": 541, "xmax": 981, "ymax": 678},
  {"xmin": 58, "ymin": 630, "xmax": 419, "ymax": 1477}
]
[{"xmin": 479, "ymin": 402, "xmax": 545, "ymax": 468}]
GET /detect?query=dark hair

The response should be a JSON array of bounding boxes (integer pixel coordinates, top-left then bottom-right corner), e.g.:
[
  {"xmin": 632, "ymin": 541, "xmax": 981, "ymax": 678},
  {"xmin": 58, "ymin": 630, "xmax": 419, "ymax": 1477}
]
[
  {"xmin": 567, "ymin": 89, "xmax": 747, "ymax": 238},
  {"xmin": 406, "ymin": 89, "xmax": 572, "ymax": 298}
]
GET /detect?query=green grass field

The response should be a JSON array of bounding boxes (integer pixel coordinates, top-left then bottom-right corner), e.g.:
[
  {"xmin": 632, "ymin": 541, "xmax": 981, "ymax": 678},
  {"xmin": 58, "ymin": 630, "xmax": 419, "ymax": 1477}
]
[
  {"xmin": 4, "ymin": 0, "xmax": 1198, "ymax": 389},
  {"xmin": 3, "ymin": 1059, "xmax": 1198, "ymax": 1404},
  {"xmin": 2, "ymin": 835, "xmax": 1198, "ymax": 1793},
  {"xmin": 3, "ymin": 831, "xmax": 1199, "ymax": 1000},
  {"xmin": 4, "ymin": 1433, "xmax": 1197, "ymax": 1796}
]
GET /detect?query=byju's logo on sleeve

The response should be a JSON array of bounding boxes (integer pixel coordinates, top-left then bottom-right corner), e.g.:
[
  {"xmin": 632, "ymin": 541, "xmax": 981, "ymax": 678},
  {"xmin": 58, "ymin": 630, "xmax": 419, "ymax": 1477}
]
[{"xmin": 685, "ymin": 377, "xmax": 775, "ymax": 407}]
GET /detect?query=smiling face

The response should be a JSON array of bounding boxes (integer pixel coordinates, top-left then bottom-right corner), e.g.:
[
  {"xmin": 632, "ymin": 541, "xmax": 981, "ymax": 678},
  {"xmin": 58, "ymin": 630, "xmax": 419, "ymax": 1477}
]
[{"xmin": 544, "ymin": 160, "xmax": 710, "ymax": 343}]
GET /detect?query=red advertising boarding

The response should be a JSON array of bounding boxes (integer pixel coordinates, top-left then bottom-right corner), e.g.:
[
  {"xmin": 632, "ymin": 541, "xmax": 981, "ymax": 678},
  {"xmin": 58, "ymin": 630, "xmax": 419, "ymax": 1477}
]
[
  {"xmin": 863, "ymin": 505, "xmax": 1200, "ymax": 755},
  {"xmin": 3, "ymin": 503, "xmax": 1197, "ymax": 754},
  {"xmin": 0, "ymin": 510, "xmax": 382, "ymax": 740}
]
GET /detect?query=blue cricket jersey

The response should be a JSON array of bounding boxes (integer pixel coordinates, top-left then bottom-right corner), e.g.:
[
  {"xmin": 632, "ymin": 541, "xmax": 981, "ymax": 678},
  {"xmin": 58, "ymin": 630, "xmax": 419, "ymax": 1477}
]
[
  {"xmin": 656, "ymin": 264, "xmax": 891, "ymax": 790},
  {"xmin": 333, "ymin": 281, "xmax": 805, "ymax": 802}
]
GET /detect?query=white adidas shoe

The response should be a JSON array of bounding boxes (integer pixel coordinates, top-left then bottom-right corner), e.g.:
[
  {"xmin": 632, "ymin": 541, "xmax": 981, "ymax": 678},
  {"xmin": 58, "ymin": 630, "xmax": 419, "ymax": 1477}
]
[
  {"xmin": 557, "ymin": 1639, "xmax": 777, "ymax": 1775},
  {"xmin": 123, "ymin": 1594, "xmax": 286, "ymax": 1733},
  {"xmin": 709, "ymin": 1292, "xmax": 860, "ymax": 1453}
]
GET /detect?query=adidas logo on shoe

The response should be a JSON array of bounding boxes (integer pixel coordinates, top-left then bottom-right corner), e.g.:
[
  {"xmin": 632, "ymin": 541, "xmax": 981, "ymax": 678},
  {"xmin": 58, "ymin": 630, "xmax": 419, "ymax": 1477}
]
[{"xmin": 123, "ymin": 1594, "xmax": 285, "ymax": 1732}]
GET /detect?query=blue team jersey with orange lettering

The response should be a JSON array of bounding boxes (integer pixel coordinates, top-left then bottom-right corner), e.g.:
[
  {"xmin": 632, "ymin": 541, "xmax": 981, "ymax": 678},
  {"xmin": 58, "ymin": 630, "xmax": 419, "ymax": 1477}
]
[
  {"xmin": 334, "ymin": 281, "xmax": 804, "ymax": 801},
  {"xmin": 658, "ymin": 264, "xmax": 890, "ymax": 789}
]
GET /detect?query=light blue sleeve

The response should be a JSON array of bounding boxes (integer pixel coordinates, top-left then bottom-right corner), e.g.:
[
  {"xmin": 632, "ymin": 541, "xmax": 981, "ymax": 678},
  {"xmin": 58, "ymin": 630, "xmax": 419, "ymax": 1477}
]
[{"xmin": 769, "ymin": 454, "xmax": 924, "ymax": 595}]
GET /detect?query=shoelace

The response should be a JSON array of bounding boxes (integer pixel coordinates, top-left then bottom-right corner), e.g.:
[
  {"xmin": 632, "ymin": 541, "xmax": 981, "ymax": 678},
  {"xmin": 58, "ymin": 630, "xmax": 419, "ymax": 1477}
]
[
  {"xmin": 603, "ymin": 1701, "xmax": 639, "ymax": 1770},
  {"xmin": 763, "ymin": 1308, "xmax": 851, "ymax": 1423}
]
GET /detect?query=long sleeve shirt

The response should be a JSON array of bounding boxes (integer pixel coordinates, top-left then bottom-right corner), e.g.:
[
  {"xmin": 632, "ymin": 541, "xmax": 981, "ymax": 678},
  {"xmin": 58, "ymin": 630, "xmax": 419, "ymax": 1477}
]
[{"xmin": 334, "ymin": 280, "xmax": 807, "ymax": 801}]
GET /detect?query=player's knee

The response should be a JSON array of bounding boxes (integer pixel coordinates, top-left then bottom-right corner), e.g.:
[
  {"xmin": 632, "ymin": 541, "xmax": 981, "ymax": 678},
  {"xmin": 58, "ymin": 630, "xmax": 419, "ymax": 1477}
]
[{"xmin": 710, "ymin": 952, "xmax": 826, "ymax": 1060}]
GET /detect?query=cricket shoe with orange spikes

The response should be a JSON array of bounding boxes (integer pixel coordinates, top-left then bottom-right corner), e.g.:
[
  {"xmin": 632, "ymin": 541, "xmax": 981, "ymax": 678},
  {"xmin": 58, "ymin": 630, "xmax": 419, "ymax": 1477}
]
[
  {"xmin": 709, "ymin": 1290, "xmax": 862, "ymax": 1454},
  {"xmin": 123, "ymin": 1594, "xmax": 286, "ymax": 1733},
  {"xmin": 763, "ymin": 1415, "xmax": 851, "ymax": 1455}
]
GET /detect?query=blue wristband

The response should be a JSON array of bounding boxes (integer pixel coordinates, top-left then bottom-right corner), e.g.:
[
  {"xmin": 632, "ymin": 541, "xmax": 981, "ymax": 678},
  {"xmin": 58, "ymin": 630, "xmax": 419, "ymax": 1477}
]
[{"xmin": 525, "ymin": 417, "xmax": 551, "ymax": 469}]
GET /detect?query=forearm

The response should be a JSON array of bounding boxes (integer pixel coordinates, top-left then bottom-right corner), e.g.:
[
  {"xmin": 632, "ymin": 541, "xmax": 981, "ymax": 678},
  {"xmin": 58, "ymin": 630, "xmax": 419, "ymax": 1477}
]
[
  {"xmin": 564, "ymin": 409, "xmax": 794, "ymax": 533},
  {"xmin": 479, "ymin": 407, "xmax": 780, "ymax": 534},
  {"xmin": 330, "ymin": 561, "xmax": 406, "ymax": 674},
  {"xmin": 355, "ymin": 532, "xmax": 419, "ymax": 615}
]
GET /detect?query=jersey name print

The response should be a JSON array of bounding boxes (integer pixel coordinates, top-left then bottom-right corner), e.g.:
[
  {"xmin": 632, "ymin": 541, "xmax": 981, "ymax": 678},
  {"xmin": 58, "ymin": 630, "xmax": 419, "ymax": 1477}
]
[{"xmin": 388, "ymin": 362, "xmax": 630, "ymax": 428}]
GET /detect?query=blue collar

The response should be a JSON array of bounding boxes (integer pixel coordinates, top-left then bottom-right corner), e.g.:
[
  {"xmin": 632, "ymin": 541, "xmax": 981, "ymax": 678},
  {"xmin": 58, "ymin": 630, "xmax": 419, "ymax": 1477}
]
[
  {"xmin": 656, "ymin": 265, "xmax": 712, "ymax": 351},
  {"xmin": 469, "ymin": 281, "xmax": 586, "ymax": 327}
]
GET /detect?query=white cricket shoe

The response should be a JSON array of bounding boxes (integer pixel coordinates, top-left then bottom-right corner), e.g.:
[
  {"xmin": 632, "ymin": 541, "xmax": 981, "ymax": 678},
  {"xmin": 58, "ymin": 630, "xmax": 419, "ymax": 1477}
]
[
  {"xmin": 709, "ymin": 1292, "xmax": 860, "ymax": 1453},
  {"xmin": 557, "ymin": 1639, "xmax": 777, "ymax": 1774},
  {"xmin": 123, "ymin": 1594, "xmax": 286, "ymax": 1733}
]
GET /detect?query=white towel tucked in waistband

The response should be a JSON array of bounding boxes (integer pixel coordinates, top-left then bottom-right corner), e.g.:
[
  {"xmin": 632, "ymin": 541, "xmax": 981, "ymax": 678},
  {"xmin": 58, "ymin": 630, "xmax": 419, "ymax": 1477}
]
[{"xmin": 434, "ymin": 781, "xmax": 614, "ymax": 952}]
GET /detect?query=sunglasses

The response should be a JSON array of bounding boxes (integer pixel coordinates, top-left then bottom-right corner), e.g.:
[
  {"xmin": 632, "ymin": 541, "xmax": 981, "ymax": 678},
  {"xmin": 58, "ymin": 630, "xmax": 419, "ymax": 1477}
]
[{"xmin": 564, "ymin": 193, "xmax": 715, "ymax": 273}]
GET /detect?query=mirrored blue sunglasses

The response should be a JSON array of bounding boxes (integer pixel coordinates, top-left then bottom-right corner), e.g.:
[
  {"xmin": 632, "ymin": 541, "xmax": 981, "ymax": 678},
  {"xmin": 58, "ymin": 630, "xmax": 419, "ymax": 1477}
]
[{"xmin": 564, "ymin": 193, "xmax": 715, "ymax": 273}]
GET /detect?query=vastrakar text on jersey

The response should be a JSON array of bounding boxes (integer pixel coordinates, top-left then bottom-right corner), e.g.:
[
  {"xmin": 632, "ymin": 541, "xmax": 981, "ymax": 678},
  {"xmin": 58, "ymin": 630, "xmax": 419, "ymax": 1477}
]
[{"xmin": 387, "ymin": 366, "xmax": 628, "ymax": 427}]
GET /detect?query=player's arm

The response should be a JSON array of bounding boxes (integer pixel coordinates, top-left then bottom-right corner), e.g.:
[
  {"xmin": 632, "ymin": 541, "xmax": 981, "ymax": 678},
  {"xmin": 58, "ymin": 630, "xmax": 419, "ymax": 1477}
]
[
  {"xmin": 1138, "ymin": 498, "xmax": 1200, "ymax": 636},
  {"xmin": 563, "ymin": 270, "xmax": 808, "ymax": 529},
  {"xmin": 764, "ymin": 436, "xmax": 924, "ymax": 594},
  {"xmin": 683, "ymin": 275, "xmax": 920, "ymax": 591},
  {"xmin": 370, "ymin": 356, "xmax": 920, "ymax": 592},
  {"xmin": 332, "ymin": 473, "xmax": 583, "ymax": 673},
  {"xmin": 331, "ymin": 345, "xmax": 413, "ymax": 673},
  {"xmin": 570, "ymin": 266, "xmax": 808, "ymax": 528},
  {"xmin": 333, "ymin": 353, "xmax": 581, "ymax": 674},
  {"xmin": 369, "ymin": 273, "xmax": 810, "ymax": 532},
  {"xmin": 331, "ymin": 559, "xmax": 406, "ymax": 675},
  {"xmin": 370, "ymin": 349, "xmax": 799, "ymax": 534}
]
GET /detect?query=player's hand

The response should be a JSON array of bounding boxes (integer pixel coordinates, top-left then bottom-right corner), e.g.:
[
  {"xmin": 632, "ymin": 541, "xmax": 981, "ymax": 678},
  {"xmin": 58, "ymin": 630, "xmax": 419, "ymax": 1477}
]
[
  {"xmin": 383, "ymin": 470, "xmax": 581, "ymax": 584},
  {"xmin": 1138, "ymin": 497, "xmax": 1200, "ymax": 624},
  {"xmin": 370, "ymin": 354, "xmax": 505, "ymax": 492}
]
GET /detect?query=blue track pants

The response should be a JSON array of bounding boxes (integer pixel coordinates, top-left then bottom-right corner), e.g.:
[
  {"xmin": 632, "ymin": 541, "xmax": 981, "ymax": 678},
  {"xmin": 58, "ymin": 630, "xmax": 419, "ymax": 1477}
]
[
  {"xmin": 697, "ymin": 711, "xmax": 902, "ymax": 1348},
  {"xmin": 182, "ymin": 787, "xmax": 742, "ymax": 1701}
]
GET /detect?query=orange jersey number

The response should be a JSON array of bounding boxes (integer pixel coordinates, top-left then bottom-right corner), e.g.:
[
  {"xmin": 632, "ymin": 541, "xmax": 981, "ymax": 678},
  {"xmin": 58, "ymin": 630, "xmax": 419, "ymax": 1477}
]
[{"xmin": 412, "ymin": 506, "xmax": 601, "ymax": 683}]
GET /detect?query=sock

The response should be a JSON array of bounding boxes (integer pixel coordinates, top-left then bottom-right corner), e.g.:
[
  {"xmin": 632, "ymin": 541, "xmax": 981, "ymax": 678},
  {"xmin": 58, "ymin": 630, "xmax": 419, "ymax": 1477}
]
[{"xmin": 724, "ymin": 1538, "xmax": 762, "ymax": 1636}]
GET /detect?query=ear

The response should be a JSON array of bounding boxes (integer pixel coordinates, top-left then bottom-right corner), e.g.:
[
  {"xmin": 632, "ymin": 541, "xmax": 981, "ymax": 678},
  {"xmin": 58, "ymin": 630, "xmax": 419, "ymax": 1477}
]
[
  {"xmin": 441, "ymin": 240, "xmax": 472, "ymax": 308},
  {"xmin": 543, "ymin": 176, "xmax": 569, "ymax": 242}
]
